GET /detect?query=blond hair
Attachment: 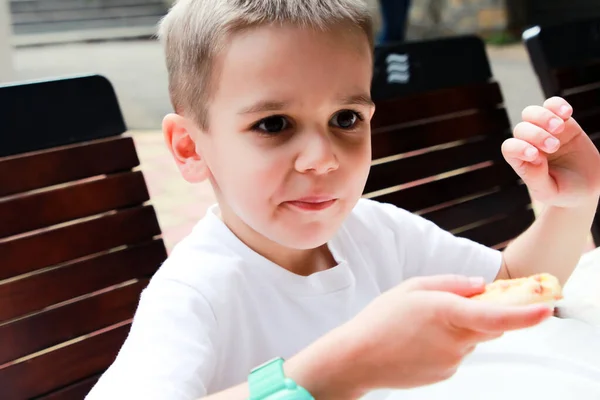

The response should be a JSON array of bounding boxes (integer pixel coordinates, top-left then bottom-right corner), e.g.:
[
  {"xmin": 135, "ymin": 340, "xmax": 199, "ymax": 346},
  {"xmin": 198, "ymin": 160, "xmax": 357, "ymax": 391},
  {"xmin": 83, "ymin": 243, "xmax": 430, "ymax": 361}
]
[{"xmin": 158, "ymin": 0, "xmax": 374, "ymax": 129}]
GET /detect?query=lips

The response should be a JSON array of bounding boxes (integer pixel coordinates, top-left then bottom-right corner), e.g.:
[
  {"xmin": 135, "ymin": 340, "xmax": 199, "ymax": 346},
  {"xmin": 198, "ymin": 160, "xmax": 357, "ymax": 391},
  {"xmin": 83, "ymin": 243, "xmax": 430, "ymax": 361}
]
[{"xmin": 284, "ymin": 197, "xmax": 338, "ymax": 211}]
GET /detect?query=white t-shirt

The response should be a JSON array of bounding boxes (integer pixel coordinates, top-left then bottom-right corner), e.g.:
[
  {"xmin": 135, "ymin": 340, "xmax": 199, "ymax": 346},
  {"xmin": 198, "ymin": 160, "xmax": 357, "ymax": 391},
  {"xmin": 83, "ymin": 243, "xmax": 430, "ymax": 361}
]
[{"xmin": 86, "ymin": 199, "xmax": 502, "ymax": 399}]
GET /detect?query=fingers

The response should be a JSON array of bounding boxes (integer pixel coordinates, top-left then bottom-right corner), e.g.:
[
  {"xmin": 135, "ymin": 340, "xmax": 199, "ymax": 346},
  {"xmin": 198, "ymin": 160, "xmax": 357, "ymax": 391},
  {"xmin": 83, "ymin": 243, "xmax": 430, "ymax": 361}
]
[
  {"xmin": 502, "ymin": 137, "xmax": 548, "ymax": 175},
  {"xmin": 521, "ymin": 96, "xmax": 572, "ymax": 132},
  {"xmin": 400, "ymin": 274, "xmax": 487, "ymax": 297},
  {"xmin": 502, "ymin": 138, "xmax": 555, "ymax": 199},
  {"xmin": 501, "ymin": 136, "xmax": 541, "ymax": 166},
  {"xmin": 561, "ymin": 116, "xmax": 587, "ymax": 145},
  {"xmin": 521, "ymin": 105, "xmax": 567, "ymax": 136},
  {"xmin": 450, "ymin": 299, "xmax": 553, "ymax": 333},
  {"xmin": 520, "ymin": 97, "xmax": 582, "ymax": 145},
  {"xmin": 512, "ymin": 121, "xmax": 560, "ymax": 155},
  {"xmin": 543, "ymin": 97, "xmax": 573, "ymax": 120},
  {"xmin": 505, "ymin": 96, "xmax": 584, "ymax": 197}
]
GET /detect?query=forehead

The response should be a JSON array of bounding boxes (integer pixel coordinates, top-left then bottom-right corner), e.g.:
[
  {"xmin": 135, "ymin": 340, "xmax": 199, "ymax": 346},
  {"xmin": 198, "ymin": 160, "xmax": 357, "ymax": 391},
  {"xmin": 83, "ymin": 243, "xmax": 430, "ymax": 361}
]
[{"xmin": 209, "ymin": 23, "xmax": 373, "ymax": 111}]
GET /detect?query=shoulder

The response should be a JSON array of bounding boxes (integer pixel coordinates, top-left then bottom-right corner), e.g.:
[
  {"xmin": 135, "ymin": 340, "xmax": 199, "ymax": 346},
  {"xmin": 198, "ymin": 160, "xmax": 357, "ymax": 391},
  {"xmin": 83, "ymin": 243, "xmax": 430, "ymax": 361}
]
[
  {"xmin": 155, "ymin": 237, "xmax": 246, "ymax": 293},
  {"xmin": 146, "ymin": 214, "xmax": 251, "ymax": 314}
]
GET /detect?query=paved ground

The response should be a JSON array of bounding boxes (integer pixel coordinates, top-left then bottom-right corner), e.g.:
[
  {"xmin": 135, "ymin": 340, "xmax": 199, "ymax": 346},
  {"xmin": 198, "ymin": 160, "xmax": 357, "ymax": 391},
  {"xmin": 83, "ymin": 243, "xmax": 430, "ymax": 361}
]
[
  {"xmin": 12, "ymin": 39, "xmax": 551, "ymax": 251},
  {"xmin": 14, "ymin": 40, "xmax": 172, "ymax": 130}
]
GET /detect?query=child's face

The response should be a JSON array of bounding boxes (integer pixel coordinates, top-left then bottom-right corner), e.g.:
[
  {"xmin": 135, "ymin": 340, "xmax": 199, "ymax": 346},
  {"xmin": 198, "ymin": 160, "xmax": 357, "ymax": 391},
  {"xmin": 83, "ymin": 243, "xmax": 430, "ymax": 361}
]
[{"xmin": 184, "ymin": 24, "xmax": 374, "ymax": 250}]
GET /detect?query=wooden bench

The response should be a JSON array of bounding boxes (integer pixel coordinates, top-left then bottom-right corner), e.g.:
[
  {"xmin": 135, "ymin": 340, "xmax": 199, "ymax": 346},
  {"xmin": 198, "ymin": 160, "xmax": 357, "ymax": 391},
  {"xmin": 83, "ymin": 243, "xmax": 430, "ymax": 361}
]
[
  {"xmin": 366, "ymin": 35, "xmax": 535, "ymax": 250},
  {"xmin": 524, "ymin": 18, "xmax": 600, "ymax": 244},
  {"xmin": 0, "ymin": 74, "xmax": 168, "ymax": 399}
]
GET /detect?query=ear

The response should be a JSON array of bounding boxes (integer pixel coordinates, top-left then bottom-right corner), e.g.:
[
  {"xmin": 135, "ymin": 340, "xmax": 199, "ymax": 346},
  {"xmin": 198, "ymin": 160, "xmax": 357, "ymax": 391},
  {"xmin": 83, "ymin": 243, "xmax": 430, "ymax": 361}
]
[{"xmin": 162, "ymin": 113, "xmax": 208, "ymax": 183}]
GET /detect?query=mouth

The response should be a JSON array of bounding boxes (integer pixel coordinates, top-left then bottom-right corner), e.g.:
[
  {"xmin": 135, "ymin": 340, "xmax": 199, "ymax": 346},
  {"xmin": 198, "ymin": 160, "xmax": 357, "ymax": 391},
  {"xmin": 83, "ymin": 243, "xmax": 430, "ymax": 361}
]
[{"xmin": 284, "ymin": 197, "xmax": 338, "ymax": 212}]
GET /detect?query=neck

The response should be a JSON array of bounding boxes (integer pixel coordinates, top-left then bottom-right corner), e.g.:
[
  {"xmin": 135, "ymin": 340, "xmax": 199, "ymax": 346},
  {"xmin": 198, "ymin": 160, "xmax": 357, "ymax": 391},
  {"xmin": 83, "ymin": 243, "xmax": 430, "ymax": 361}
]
[{"xmin": 262, "ymin": 243, "xmax": 337, "ymax": 276}]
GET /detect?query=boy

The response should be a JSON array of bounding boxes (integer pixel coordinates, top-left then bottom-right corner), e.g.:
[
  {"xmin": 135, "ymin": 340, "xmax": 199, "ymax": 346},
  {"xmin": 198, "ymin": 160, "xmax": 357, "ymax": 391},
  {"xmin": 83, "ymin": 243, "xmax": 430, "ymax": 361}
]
[{"xmin": 87, "ymin": 0, "xmax": 600, "ymax": 399}]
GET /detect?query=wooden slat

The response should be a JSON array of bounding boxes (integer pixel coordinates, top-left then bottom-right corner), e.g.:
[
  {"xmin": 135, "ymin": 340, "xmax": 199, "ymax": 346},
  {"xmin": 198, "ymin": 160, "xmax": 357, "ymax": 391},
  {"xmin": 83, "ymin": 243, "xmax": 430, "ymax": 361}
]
[
  {"xmin": 371, "ymin": 82, "xmax": 503, "ymax": 129},
  {"xmin": 0, "ymin": 171, "xmax": 150, "ymax": 238},
  {"xmin": 0, "ymin": 240, "xmax": 165, "ymax": 322},
  {"xmin": 422, "ymin": 185, "xmax": 532, "ymax": 232},
  {"xmin": 0, "ymin": 136, "xmax": 139, "ymax": 197},
  {"xmin": 371, "ymin": 108, "xmax": 510, "ymax": 160},
  {"xmin": 34, "ymin": 374, "xmax": 101, "ymax": 400},
  {"xmin": 365, "ymin": 137, "xmax": 503, "ymax": 194},
  {"xmin": 0, "ymin": 205, "xmax": 162, "ymax": 280},
  {"xmin": 459, "ymin": 208, "xmax": 536, "ymax": 247},
  {"xmin": 0, "ymin": 324, "xmax": 130, "ymax": 399},
  {"xmin": 371, "ymin": 163, "xmax": 519, "ymax": 213},
  {"xmin": 554, "ymin": 61, "xmax": 600, "ymax": 92},
  {"xmin": 0, "ymin": 280, "xmax": 147, "ymax": 366},
  {"xmin": 564, "ymin": 86, "xmax": 600, "ymax": 116}
]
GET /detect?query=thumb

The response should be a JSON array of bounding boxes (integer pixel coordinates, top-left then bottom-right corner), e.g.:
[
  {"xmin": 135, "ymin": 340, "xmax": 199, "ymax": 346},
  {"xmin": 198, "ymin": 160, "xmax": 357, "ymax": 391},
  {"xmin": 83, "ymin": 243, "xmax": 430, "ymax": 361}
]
[{"xmin": 400, "ymin": 274, "xmax": 487, "ymax": 297}]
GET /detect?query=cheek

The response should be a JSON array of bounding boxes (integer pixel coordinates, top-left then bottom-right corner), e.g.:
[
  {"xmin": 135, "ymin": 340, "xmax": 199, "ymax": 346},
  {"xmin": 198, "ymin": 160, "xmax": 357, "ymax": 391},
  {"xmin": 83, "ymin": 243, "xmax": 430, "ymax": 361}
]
[
  {"xmin": 217, "ymin": 143, "xmax": 291, "ymax": 202},
  {"xmin": 343, "ymin": 137, "xmax": 372, "ymax": 182},
  {"xmin": 356, "ymin": 141, "xmax": 372, "ymax": 168}
]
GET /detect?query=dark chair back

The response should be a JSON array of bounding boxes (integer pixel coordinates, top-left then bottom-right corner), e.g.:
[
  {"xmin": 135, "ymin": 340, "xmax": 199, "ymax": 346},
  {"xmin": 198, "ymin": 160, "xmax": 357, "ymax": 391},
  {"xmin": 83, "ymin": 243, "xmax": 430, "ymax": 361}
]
[
  {"xmin": 0, "ymin": 75, "xmax": 167, "ymax": 399},
  {"xmin": 366, "ymin": 35, "xmax": 534, "ymax": 250},
  {"xmin": 524, "ymin": 18, "xmax": 600, "ymax": 243}
]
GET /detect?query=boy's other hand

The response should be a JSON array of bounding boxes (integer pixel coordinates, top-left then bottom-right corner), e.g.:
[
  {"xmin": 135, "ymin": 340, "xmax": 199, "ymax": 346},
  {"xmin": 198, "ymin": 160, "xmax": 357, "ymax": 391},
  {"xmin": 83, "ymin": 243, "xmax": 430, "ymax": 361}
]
[
  {"xmin": 502, "ymin": 97, "xmax": 600, "ymax": 208},
  {"xmin": 335, "ymin": 275, "xmax": 552, "ymax": 394}
]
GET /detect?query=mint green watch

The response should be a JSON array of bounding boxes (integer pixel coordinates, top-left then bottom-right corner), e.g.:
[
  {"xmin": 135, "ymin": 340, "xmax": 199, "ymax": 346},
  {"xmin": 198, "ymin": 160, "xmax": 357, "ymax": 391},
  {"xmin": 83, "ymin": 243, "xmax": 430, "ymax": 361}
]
[{"xmin": 248, "ymin": 357, "xmax": 315, "ymax": 400}]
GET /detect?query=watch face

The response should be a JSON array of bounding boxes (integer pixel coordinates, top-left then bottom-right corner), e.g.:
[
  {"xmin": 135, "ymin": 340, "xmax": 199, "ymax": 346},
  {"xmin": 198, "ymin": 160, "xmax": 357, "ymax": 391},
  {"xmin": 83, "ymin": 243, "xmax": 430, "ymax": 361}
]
[{"xmin": 251, "ymin": 357, "xmax": 284, "ymax": 374}]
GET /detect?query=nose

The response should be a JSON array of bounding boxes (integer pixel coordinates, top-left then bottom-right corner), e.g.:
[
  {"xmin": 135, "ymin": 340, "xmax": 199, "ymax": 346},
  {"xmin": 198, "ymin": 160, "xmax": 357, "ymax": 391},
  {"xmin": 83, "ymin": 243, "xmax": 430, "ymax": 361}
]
[{"xmin": 294, "ymin": 129, "xmax": 339, "ymax": 175}]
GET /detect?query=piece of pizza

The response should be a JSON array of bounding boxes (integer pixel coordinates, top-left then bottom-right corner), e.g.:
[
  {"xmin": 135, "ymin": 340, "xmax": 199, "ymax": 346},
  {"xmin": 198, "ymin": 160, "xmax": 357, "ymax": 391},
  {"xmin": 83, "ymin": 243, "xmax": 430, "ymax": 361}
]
[{"xmin": 470, "ymin": 273, "xmax": 563, "ymax": 306}]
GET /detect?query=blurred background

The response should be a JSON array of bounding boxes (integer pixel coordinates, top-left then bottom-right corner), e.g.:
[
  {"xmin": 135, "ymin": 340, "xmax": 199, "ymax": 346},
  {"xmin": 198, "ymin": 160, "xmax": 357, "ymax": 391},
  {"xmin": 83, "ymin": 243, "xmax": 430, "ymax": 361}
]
[{"xmin": 2, "ymin": 0, "xmax": 600, "ymax": 250}]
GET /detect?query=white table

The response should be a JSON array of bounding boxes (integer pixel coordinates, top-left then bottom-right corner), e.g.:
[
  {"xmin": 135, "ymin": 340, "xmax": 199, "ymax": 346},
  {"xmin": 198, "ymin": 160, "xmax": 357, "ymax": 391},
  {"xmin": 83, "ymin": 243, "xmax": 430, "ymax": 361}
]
[
  {"xmin": 365, "ymin": 250, "xmax": 600, "ymax": 400},
  {"xmin": 563, "ymin": 246, "xmax": 600, "ymax": 307},
  {"xmin": 369, "ymin": 318, "xmax": 600, "ymax": 400}
]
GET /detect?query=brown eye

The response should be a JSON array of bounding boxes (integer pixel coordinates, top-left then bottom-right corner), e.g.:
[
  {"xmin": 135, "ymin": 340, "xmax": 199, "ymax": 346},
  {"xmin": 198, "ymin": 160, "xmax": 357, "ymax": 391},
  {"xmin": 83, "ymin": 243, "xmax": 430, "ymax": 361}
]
[
  {"xmin": 254, "ymin": 116, "xmax": 289, "ymax": 134},
  {"xmin": 331, "ymin": 110, "xmax": 361, "ymax": 129}
]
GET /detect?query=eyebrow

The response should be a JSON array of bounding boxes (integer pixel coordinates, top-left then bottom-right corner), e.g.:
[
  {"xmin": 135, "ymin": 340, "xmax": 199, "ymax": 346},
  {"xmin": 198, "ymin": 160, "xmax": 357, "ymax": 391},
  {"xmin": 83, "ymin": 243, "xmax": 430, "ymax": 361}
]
[
  {"xmin": 238, "ymin": 101, "xmax": 288, "ymax": 115},
  {"xmin": 339, "ymin": 93, "xmax": 375, "ymax": 107},
  {"xmin": 237, "ymin": 93, "xmax": 375, "ymax": 115}
]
